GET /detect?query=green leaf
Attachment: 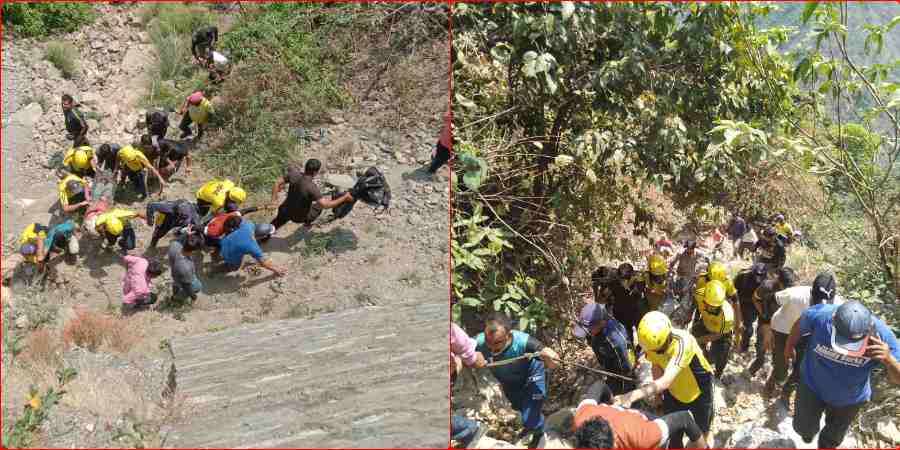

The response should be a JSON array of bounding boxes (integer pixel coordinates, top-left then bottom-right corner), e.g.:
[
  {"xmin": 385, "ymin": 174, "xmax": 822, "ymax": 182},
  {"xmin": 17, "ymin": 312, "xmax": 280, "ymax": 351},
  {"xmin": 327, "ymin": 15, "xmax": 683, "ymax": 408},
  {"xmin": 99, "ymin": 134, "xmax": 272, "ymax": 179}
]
[
  {"xmin": 887, "ymin": 15, "xmax": 900, "ymax": 32},
  {"xmin": 801, "ymin": 2, "xmax": 820, "ymax": 25},
  {"xmin": 545, "ymin": 72, "xmax": 558, "ymax": 94},
  {"xmin": 490, "ymin": 43, "xmax": 513, "ymax": 64},
  {"xmin": 506, "ymin": 301, "xmax": 522, "ymax": 313},
  {"xmin": 454, "ymin": 93, "xmax": 476, "ymax": 109},
  {"xmin": 519, "ymin": 317, "xmax": 530, "ymax": 331},
  {"xmin": 460, "ymin": 297, "xmax": 483, "ymax": 307}
]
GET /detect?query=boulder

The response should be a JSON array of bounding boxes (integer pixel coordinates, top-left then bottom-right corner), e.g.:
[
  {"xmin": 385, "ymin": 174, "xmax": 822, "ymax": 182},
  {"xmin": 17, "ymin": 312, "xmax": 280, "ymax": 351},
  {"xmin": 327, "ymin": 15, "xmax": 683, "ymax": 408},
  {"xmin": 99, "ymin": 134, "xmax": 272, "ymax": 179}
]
[
  {"xmin": 323, "ymin": 174, "xmax": 355, "ymax": 191},
  {"xmin": 10, "ymin": 103, "xmax": 44, "ymax": 128},
  {"xmin": 875, "ymin": 417, "xmax": 900, "ymax": 444},
  {"xmin": 469, "ymin": 436, "xmax": 518, "ymax": 449},
  {"xmin": 726, "ymin": 425, "xmax": 796, "ymax": 448}
]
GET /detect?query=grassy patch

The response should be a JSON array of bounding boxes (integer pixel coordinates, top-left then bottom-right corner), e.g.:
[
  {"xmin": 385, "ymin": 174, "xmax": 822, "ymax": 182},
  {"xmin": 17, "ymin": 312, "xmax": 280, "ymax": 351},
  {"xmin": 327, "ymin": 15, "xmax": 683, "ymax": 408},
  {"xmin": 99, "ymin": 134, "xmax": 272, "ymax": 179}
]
[
  {"xmin": 284, "ymin": 303, "xmax": 310, "ymax": 319},
  {"xmin": 2, "ymin": 3, "xmax": 96, "ymax": 37},
  {"xmin": 22, "ymin": 93, "xmax": 50, "ymax": 112},
  {"xmin": 301, "ymin": 234, "xmax": 333, "ymax": 258},
  {"xmin": 200, "ymin": 4, "xmax": 354, "ymax": 191},
  {"xmin": 44, "ymin": 41, "xmax": 78, "ymax": 79},
  {"xmin": 62, "ymin": 310, "xmax": 137, "ymax": 353}
]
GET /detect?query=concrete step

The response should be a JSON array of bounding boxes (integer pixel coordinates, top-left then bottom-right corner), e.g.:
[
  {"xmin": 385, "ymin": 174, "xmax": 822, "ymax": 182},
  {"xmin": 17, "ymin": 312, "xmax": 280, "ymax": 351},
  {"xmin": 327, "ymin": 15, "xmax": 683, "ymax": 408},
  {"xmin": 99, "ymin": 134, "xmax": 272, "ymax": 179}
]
[{"xmin": 164, "ymin": 301, "xmax": 448, "ymax": 448}]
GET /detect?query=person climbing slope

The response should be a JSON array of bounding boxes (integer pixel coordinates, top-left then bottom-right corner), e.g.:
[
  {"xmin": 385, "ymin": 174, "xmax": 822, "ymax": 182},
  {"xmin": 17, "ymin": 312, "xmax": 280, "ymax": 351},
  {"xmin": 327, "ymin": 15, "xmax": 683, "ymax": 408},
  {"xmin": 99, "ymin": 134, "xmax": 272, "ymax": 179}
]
[
  {"xmin": 573, "ymin": 303, "xmax": 636, "ymax": 395},
  {"xmin": 475, "ymin": 312, "xmax": 561, "ymax": 448},
  {"xmin": 116, "ymin": 144, "xmax": 167, "ymax": 199},
  {"xmin": 179, "ymin": 91, "xmax": 214, "ymax": 140},
  {"xmin": 269, "ymin": 160, "xmax": 353, "ymax": 234},
  {"xmin": 57, "ymin": 173, "xmax": 91, "ymax": 216},
  {"xmin": 62, "ymin": 145, "xmax": 98, "ymax": 178},
  {"xmin": 196, "ymin": 178, "xmax": 246, "ymax": 218},
  {"xmin": 690, "ymin": 280, "xmax": 735, "ymax": 379},
  {"xmin": 94, "ymin": 208, "xmax": 146, "ymax": 253},
  {"xmin": 146, "ymin": 199, "xmax": 201, "ymax": 249},
  {"xmin": 612, "ymin": 311, "xmax": 716, "ymax": 449},
  {"xmin": 786, "ymin": 300, "xmax": 900, "ymax": 448},
  {"xmin": 61, "ymin": 94, "xmax": 89, "ymax": 147},
  {"xmin": 191, "ymin": 26, "xmax": 219, "ymax": 64}
]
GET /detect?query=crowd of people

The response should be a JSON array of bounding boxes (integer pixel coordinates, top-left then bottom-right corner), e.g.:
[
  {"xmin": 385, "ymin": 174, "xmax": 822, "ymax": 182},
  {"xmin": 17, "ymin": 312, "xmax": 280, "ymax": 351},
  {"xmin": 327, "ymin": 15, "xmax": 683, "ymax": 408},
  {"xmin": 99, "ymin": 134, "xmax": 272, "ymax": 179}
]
[
  {"xmin": 15, "ymin": 24, "xmax": 454, "ymax": 315},
  {"xmin": 451, "ymin": 213, "xmax": 900, "ymax": 449}
]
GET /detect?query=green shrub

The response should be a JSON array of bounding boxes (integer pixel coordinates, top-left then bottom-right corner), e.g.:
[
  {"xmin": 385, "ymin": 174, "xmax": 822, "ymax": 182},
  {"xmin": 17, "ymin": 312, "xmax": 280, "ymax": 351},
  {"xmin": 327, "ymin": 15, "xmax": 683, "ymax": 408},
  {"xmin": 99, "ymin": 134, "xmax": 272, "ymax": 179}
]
[
  {"xmin": 2, "ymin": 3, "xmax": 96, "ymax": 37},
  {"xmin": 44, "ymin": 41, "xmax": 78, "ymax": 79},
  {"xmin": 145, "ymin": 4, "xmax": 214, "ymax": 81}
]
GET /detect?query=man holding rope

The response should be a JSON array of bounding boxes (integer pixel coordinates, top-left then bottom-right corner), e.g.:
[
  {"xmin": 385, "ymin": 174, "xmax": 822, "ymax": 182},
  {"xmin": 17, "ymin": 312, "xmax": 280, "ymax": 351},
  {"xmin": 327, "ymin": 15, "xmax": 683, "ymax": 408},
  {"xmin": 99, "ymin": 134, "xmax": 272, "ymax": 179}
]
[{"xmin": 474, "ymin": 312, "xmax": 560, "ymax": 449}]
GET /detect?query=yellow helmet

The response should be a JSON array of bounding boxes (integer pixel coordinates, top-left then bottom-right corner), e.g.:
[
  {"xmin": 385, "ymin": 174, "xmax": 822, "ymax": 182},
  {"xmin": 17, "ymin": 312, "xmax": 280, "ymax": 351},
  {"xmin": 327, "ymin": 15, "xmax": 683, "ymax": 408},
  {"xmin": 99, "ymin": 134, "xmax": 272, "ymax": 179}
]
[
  {"xmin": 105, "ymin": 218, "xmax": 124, "ymax": 236},
  {"xmin": 704, "ymin": 280, "xmax": 726, "ymax": 307},
  {"xmin": 638, "ymin": 311, "xmax": 672, "ymax": 352},
  {"xmin": 708, "ymin": 261, "xmax": 727, "ymax": 283},
  {"xmin": 228, "ymin": 187, "xmax": 247, "ymax": 204},
  {"xmin": 74, "ymin": 149, "xmax": 90, "ymax": 168},
  {"xmin": 648, "ymin": 254, "xmax": 667, "ymax": 276}
]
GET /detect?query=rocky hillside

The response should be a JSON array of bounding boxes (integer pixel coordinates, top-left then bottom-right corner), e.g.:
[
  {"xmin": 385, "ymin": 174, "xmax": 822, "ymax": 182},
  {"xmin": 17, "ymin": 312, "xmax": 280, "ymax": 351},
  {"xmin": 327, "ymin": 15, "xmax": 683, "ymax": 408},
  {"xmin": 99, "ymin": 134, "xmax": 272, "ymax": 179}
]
[{"xmin": 2, "ymin": 4, "xmax": 449, "ymax": 448}]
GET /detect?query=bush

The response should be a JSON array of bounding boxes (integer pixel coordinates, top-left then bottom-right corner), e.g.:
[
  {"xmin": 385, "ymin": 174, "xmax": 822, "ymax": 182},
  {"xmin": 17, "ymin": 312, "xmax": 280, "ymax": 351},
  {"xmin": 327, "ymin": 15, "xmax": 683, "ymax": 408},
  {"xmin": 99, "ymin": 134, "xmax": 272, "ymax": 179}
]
[
  {"xmin": 62, "ymin": 310, "xmax": 136, "ymax": 353},
  {"xmin": 22, "ymin": 328, "xmax": 62, "ymax": 368},
  {"xmin": 144, "ymin": 4, "xmax": 214, "ymax": 81},
  {"xmin": 44, "ymin": 41, "xmax": 78, "ymax": 79},
  {"xmin": 2, "ymin": 3, "xmax": 96, "ymax": 37}
]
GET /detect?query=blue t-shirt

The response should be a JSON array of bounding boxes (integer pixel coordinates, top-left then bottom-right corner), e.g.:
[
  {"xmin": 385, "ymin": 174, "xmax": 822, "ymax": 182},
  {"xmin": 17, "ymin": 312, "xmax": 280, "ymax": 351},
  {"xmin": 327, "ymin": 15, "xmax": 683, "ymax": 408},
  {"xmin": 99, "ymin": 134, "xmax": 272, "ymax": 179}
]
[
  {"xmin": 799, "ymin": 303, "xmax": 900, "ymax": 407},
  {"xmin": 44, "ymin": 220, "xmax": 77, "ymax": 250},
  {"xmin": 475, "ymin": 330, "xmax": 544, "ymax": 388},
  {"xmin": 220, "ymin": 220, "xmax": 264, "ymax": 267}
]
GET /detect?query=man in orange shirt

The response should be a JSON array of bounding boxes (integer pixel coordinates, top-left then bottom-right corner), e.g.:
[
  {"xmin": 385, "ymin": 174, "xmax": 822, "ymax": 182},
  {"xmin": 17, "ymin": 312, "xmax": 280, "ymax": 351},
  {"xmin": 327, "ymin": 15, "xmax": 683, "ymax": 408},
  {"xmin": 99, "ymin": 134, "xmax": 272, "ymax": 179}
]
[{"xmin": 573, "ymin": 381, "xmax": 708, "ymax": 448}]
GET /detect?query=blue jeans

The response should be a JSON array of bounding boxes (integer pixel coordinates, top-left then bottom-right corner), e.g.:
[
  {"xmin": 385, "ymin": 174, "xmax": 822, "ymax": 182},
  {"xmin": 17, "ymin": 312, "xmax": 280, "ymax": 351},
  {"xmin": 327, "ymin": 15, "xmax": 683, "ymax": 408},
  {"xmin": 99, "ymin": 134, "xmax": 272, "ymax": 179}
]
[
  {"xmin": 173, "ymin": 277, "xmax": 203, "ymax": 301},
  {"xmin": 125, "ymin": 168, "xmax": 147, "ymax": 197},
  {"xmin": 451, "ymin": 415, "xmax": 479, "ymax": 446},
  {"xmin": 501, "ymin": 358, "xmax": 547, "ymax": 433}
]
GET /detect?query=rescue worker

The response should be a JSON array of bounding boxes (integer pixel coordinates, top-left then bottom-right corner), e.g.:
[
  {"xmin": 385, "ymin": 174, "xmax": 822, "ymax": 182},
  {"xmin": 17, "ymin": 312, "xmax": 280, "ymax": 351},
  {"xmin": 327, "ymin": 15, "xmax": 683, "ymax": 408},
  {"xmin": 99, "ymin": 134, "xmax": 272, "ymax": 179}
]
[
  {"xmin": 774, "ymin": 213, "xmax": 794, "ymax": 246},
  {"xmin": 196, "ymin": 178, "xmax": 247, "ymax": 218},
  {"xmin": 62, "ymin": 145, "xmax": 98, "ymax": 178},
  {"xmin": 612, "ymin": 312, "xmax": 716, "ymax": 449},
  {"xmin": 638, "ymin": 254, "xmax": 669, "ymax": 311},
  {"xmin": 41, "ymin": 220, "xmax": 80, "ymax": 266},
  {"xmin": 691, "ymin": 280, "xmax": 736, "ymax": 379},
  {"xmin": 94, "ymin": 208, "xmax": 146, "ymax": 253},
  {"xmin": 179, "ymin": 91, "xmax": 214, "ymax": 140},
  {"xmin": 19, "ymin": 223, "xmax": 49, "ymax": 270},
  {"xmin": 475, "ymin": 312, "xmax": 561, "ymax": 448},
  {"xmin": 694, "ymin": 261, "xmax": 743, "ymax": 348},
  {"xmin": 116, "ymin": 144, "xmax": 166, "ymax": 199},
  {"xmin": 58, "ymin": 173, "xmax": 91, "ymax": 216},
  {"xmin": 573, "ymin": 303, "xmax": 636, "ymax": 395}
]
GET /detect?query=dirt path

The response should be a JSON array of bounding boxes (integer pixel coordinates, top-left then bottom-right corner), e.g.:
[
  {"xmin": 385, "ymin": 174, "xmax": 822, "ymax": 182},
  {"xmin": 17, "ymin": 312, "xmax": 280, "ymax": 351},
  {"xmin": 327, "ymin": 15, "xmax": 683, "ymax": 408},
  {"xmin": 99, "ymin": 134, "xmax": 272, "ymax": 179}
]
[{"xmin": 2, "ymin": 5, "xmax": 449, "ymax": 447}]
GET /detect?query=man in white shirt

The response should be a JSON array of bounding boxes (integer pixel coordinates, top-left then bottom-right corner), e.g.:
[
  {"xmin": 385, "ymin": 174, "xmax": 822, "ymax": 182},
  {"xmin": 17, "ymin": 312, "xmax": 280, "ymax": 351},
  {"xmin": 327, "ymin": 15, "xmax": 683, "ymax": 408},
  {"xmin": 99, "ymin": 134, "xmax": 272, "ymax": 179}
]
[{"xmin": 765, "ymin": 272, "xmax": 843, "ymax": 399}]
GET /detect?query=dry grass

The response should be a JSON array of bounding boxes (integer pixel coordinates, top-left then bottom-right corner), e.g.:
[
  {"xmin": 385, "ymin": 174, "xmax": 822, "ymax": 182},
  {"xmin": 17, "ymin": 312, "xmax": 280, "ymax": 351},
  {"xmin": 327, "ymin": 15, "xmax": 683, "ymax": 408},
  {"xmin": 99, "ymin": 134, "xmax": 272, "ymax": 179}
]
[
  {"xmin": 21, "ymin": 328, "xmax": 62, "ymax": 368},
  {"xmin": 61, "ymin": 364, "xmax": 160, "ymax": 420},
  {"xmin": 62, "ymin": 310, "xmax": 138, "ymax": 353}
]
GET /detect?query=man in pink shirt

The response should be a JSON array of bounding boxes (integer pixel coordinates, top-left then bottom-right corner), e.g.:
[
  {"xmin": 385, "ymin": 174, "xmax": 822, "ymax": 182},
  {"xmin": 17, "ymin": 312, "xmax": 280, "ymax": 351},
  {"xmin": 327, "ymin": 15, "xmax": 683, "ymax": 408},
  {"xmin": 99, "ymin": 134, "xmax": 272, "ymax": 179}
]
[
  {"xmin": 122, "ymin": 255, "xmax": 164, "ymax": 315},
  {"xmin": 451, "ymin": 322, "xmax": 487, "ymax": 447},
  {"xmin": 427, "ymin": 112, "xmax": 453, "ymax": 175}
]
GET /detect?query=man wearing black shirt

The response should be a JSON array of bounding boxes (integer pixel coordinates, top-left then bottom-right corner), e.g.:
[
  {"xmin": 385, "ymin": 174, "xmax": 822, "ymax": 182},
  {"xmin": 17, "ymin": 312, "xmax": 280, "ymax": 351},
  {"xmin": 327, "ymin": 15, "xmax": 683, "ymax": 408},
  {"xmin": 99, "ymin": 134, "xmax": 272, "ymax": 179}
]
[
  {"xmin": 749, "ymin": 267, "xmax": 797, "ymax": 376},
  {"xmin": 192, "ymin": 26, "xmax": 219, "ymax": 63},
  {"xmin": 269, "ymin": 159, "xmax": 354, "ymax": 233},
  {"xmin": 733, "ymin": 263, "xmax": 767, "ymax": 355},
  {"xmin": 755, "ymin": 226, "xmax": 786, "ymax": 270},
  {"xmin": 62, "ymin": 94, "xmax": 89, "ymax": 147}
]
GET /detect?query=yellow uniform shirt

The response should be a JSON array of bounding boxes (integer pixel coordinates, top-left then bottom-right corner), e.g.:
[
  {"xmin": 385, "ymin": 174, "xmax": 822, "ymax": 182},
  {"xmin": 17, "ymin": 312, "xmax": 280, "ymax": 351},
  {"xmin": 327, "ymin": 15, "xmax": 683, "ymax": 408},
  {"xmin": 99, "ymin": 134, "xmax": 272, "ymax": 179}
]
[
  {"xmin": 63, "ymin": 146, "xmax": 95, "ymax": 171},
  {"xmin": 196, "ymin": 179, "xmax": 235, "ymax": 212},
  {"xmin": 775, "ymin": 222, "xmax": 794, "ymax": 239},
  {"xmin": 19, "ymin": 223, "xmax": 48, "ymax": 263},
  {"xmin": 188, "ymin": 99, "xmax": 214, "ymax": 125},
  {"xmin": 645, "ymin": 329, "xmax": 714, "ymax": 403},
  {"xmin": 117, "ymin": 146, "xmax": 151, "ymax": 172},
  {"xmin": 94, "ymin": 209, "xmax": 138, "ymax": 232},
  {"xmin": 694, "ymin": 274, "xmax": 737, "ymax": 301},
  {"xmin": 638, "ymin": 272, "xmax": 667, "ymax": 310},
  {"xmin": 57, "ymin": 174, "xmax": 86, "ymax": 208},
  {"xmin": 694, "ymin": 294, "xmax": 735, "ymax": 335}
]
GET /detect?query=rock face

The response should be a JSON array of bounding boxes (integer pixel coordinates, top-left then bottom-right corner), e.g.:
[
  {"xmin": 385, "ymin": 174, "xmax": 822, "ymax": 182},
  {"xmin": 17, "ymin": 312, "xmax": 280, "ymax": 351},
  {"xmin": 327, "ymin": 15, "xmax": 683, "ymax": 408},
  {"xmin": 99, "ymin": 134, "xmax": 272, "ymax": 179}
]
[
  {"xmin": 164, "ymin": 301, "xmax": 447, "ymax": 448},
  {"xmin": 727, "ymin": 425, "xmax": 797, "ymax": 448}
]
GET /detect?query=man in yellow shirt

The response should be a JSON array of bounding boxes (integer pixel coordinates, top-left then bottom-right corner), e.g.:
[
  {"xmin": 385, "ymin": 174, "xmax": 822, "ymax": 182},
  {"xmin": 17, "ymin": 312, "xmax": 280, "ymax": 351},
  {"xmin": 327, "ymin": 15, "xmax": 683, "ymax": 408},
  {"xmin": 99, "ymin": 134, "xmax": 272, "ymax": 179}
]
[
  {"xmin": 179, "ymin": 91, "xmax": 214, "ymax": 140},
  {"xmin": 691, "ymin": 280, "xmax": 736, "ymax": 379},
  {"xmin": 774, "ymin": 213, "xmax": 794, "ymax": 245},
  {"xmin": 19, "ymin": 223, "xmax": 49, "ymax": 268},
  {"xmin": 694, "ymin": 261, "xmax": 743, "ymax": 347},
  {"xmin": 62, "ymin": 146, "xmax": 98, "ymax": 178},
  {"xmin": 612, "ymin": 311, "xmax": 716, "ymax": 449},
  {"xmin": 94, "ymin": 208, "xmax": 147, "ymax": 253},
  {"xmin": 116, "ymin": 145, "xmax": 166, "ymax": 199},
  {"xmin": 58, "ymin": 173, "xmax": 91, "ymax": 216},
  {"xmin": 196, "ymin": 179, "xmax": 246, "ymax": 218}
]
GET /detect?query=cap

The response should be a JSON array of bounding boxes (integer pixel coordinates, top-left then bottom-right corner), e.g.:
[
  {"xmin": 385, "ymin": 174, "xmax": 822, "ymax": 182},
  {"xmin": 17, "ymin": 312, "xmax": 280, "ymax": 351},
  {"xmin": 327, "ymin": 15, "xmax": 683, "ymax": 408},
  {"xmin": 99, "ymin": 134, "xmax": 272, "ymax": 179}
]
[
  {"xmin": 811, "ymin": 273, "xmax": 836, "ymax": 304},
  {"xmin": 188, "ymin": 91, "xmax": 204, "ymax": 105},
  {"xmin": 831, "ymin": 301, "xmax": 874, "ymax": 357},
  {"xmin": 573, "ymin": 303, "xmax": 610, "ymax": 338}
]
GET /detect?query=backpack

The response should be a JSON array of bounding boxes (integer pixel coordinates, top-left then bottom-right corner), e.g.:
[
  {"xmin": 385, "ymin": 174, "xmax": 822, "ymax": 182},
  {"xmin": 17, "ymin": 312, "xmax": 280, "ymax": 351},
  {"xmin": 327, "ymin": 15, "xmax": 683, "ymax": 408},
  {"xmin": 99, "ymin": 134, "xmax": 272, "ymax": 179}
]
[{"xmin": 351, "ymin": 166, "xmax": 391, "ymax": 211}]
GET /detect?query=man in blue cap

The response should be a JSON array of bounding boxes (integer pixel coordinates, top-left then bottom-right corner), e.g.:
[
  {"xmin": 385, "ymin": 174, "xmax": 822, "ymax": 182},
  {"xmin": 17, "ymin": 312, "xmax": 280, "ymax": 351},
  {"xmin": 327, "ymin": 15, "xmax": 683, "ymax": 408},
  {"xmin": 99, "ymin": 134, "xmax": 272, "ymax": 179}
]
[
  {"xmin": 785, "ymin": 300, "xmax": 900, "ymax": 448},
  {"xmin": 573, "ymin": 303, "xmax": 636, "ymax": 395}
]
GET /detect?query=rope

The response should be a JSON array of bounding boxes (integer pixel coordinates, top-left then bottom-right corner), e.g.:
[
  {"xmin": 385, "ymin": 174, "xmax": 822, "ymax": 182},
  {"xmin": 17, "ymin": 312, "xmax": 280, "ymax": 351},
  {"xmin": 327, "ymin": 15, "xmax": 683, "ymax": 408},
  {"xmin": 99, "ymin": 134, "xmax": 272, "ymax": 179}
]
[{"xmin": 482, "ymin": 352, "xmax": 635, "ymax": 382}]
